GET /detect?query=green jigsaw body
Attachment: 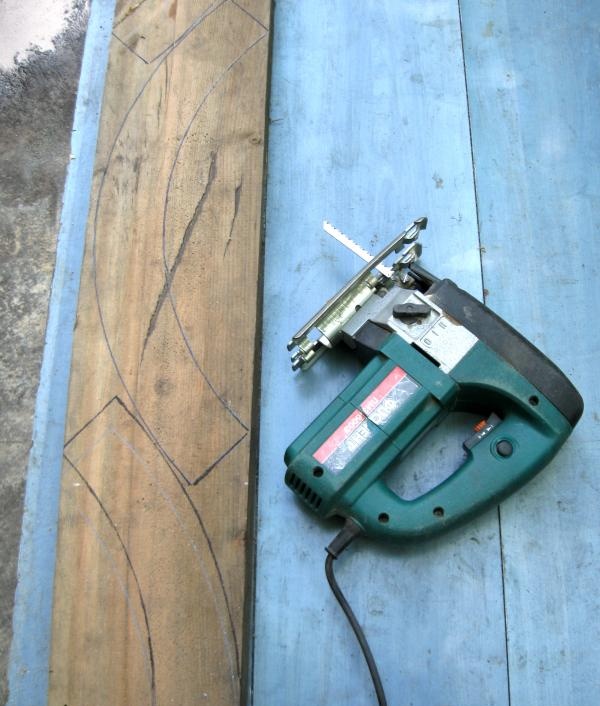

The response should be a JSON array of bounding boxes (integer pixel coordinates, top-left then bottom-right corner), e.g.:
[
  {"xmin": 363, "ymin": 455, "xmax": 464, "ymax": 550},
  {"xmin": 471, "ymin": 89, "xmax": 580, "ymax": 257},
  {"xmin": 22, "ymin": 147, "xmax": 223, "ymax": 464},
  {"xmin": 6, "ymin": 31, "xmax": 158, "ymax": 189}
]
[
  {"xmin": 285, "ymin": 269, "xmax": 583, "ymax": 543},
  {"xmin": 285, "ymin": 220, "xmax": 582, "ymax": 543},
  {"xmin": 285, "ymin": 335, "xmax": 572, "ymax": 541}
]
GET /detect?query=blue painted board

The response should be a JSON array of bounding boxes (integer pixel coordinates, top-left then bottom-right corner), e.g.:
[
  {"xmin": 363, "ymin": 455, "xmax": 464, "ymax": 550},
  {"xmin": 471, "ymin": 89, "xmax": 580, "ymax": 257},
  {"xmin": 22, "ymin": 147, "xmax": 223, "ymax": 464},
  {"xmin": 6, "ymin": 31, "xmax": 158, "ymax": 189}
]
[
  {"xmin": 6, "ymin": 2, "xmax": 116, "ymax": 704},
  {"xmin": 254, "ymin": 2, "xmax": 510, "ymax": 704},
  {"xmin": 461, "ymin": 1, "xmax": 600, "ymax": 704}
]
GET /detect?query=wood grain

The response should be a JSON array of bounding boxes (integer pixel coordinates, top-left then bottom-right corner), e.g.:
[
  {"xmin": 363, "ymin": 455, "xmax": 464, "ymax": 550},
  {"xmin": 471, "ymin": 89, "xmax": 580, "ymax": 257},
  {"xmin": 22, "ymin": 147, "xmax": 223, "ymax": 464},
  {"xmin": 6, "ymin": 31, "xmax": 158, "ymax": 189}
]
[{"xmin": 48, "ymin": 1, "xmax": 270, "ymax": 704}]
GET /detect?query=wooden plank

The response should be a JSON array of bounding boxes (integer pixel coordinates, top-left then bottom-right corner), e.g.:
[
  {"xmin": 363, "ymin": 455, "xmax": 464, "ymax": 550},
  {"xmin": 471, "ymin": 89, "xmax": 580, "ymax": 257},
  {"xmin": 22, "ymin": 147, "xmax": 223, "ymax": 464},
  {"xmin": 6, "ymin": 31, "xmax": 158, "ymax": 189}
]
[
  {"xmin": 48, "ymin": 1, "xmax": 270, "ymax": 704},
  {"xmin": 254, "ymin": 2, "xmax": 510, "ymax": 704},
  {"xmin": 461, "ymin": 1, "xmax": 600, "ymax": 704}
]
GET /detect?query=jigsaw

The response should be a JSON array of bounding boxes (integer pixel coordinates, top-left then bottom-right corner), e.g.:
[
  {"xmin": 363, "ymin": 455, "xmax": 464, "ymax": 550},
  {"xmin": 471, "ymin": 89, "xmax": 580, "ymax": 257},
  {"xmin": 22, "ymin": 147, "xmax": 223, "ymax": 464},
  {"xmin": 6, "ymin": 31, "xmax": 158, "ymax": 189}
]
[
  {"xmin": 283, "ymin": 218, "xmax": 583, "ymax": 705},
  {"xmin": 285, "ymin": 218, "xmax": 582, "ymax": 541}
]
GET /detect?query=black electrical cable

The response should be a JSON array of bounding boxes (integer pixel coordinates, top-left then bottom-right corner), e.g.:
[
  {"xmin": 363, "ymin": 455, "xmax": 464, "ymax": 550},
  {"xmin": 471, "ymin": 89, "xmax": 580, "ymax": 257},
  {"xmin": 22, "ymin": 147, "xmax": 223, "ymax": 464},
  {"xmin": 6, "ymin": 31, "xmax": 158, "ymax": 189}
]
[{"xmin": 325, "ymin": 521, "xmax": 388, "ymax": 706}]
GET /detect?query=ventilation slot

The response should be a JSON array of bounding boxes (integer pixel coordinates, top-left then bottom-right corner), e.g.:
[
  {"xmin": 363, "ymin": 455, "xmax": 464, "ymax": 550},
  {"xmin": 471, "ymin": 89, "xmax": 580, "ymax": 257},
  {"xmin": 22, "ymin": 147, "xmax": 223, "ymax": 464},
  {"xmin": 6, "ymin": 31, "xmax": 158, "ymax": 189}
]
[{"xmin": 287, "ymin": 473, "xmax": 323, "ymax": 509}]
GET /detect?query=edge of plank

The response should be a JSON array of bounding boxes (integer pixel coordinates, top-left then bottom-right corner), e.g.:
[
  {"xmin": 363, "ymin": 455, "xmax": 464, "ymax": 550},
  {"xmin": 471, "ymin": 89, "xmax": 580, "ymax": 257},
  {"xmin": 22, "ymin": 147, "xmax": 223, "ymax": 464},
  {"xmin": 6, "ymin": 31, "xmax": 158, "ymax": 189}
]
[
  {"xmin": 6, "ymin": 2, "xmax": 116, "ymax": 703},
  {"xmin": 240, "ymin": 8, "xmax": 275, "ymax": 701}
]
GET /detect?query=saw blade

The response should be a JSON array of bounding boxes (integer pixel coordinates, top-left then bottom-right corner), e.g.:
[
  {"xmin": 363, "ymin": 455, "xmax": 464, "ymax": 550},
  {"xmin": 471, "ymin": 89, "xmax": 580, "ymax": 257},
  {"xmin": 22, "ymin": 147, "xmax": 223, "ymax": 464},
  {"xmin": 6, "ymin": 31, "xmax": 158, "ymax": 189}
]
[{"xmin": 322, "ymin": 220, "xmax": 393, "ymax": 278}]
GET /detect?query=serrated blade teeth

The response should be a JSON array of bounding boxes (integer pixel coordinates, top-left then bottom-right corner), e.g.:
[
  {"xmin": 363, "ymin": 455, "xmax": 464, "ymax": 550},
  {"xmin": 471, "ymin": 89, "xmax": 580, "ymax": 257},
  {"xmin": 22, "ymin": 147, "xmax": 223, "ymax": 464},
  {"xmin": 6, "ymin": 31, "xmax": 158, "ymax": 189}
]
[{"xmin": 322, "ymin": 220, "xmax": 393, "ymax": 278}]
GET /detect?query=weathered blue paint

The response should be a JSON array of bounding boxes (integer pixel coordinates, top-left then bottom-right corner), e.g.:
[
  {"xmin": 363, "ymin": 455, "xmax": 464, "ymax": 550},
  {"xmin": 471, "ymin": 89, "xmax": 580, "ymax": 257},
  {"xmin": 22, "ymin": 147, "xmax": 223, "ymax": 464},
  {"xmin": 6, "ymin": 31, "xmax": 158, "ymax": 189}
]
[
  {"xmin": 253, "ymin": 2, "xmax": 510, "ymax": 704},
  {"xmin": 461, "ymin": 1, "xmax": 600, "ymax": 704},
  {"xmin": 6, "ymin": 2, "xmax": 116, "ymax": 704}
]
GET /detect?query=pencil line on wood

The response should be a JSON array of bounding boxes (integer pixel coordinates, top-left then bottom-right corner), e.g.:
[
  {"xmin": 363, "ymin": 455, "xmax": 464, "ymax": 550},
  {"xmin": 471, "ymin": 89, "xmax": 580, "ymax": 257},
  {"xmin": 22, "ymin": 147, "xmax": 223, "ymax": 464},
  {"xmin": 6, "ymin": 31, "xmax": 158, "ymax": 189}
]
[
  {"xmin": 65, "ymin": 427, "xmax": 113, "ymax": 468},
  {"xmin": 90, "ymin": 30, "xmax": 266, "ymax": 473},
  {"xmin": 89, "ymin": 40, "xmax": 198, "ymax": 485},
  {"xmin": 145, "ymin": 0, "xmax": 229, "ymax": 65},
  {"xmin": 230, "ymin": 0, "xmax": 269, "ymax": 31},
  {"xmin": 63, "ymin": 395, "xmax": 119, "ymax": 448},
  {"xmin": 111, "ymin": 31, "xmax": 149, "ymax": 64},
  {"xmin": 193, "ymin": 432, "xmax": 248, "ymax": 485},
  {"xmin": 64, "ymin": 455, "xmax": 157, "ymax": 706},
  {"xmin": 159, "ymin": 34, "xmax": 268, "ymax": 431},
  {"xmin": 111, "ymin": 395, "xmax": 243, "ymax": 679},
  {"xmin": 108, "ymin": 423, "xmax": 241, "ymax": 690},
  {"xmin": 111, "ymin": 0, "xmax": 228, "ymax": 65},
  {"xmin": 72, "ymin": 507, "xmax": 155, "ymax": 690}
]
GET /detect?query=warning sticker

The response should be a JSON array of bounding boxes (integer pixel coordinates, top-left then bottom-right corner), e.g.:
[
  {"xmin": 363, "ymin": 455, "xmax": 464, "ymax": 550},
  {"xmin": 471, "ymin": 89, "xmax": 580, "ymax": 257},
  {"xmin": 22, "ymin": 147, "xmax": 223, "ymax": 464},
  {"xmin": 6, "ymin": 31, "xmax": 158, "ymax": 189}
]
[
  {"xmin": 313, "ymin": 409, "xmax": 373, "ymax": 472},
  {"xmin": 360, "ymin": 366, "xmax": 419, "ymax": 426},
  {"xmin": 313, "ymin": 366, "xmax": 419, "ymax": 474}
]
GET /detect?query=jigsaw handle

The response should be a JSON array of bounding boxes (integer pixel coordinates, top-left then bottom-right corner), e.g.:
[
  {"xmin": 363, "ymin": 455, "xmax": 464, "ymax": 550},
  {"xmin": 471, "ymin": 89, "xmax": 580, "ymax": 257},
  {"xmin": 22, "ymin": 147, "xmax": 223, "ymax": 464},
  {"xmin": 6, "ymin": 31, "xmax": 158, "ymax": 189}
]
[
  {"xmin": 351, "ymin": 409, "xmax": 564, "ymax": 540},
  {"xmin": 350, "ymin": 343, "xmax": 575, "ymax": 541}
]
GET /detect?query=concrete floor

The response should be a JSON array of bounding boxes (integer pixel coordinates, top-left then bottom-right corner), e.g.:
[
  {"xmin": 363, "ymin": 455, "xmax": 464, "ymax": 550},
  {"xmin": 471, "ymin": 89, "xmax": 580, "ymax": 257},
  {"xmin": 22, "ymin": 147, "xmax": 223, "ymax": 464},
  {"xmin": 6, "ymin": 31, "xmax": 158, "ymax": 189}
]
[{"xmin": 0, "ymin": 2, "xmax": 88, "ymax": 702}]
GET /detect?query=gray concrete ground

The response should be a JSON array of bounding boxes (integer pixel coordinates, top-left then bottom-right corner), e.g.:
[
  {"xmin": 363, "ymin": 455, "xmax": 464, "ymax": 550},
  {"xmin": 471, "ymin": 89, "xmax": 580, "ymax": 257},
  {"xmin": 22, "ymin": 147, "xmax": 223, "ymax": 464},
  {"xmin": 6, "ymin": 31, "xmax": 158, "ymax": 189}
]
[{"xmin": 0, "ymin": 2, "xmax": 89, "ymax": 702}]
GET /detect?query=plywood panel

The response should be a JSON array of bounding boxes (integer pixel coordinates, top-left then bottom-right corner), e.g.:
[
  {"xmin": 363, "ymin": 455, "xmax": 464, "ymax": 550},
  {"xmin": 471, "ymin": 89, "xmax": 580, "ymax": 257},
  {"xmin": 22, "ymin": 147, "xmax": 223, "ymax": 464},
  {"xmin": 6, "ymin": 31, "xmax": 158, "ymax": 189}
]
[{"xmin": 48, "ymin": 1, "xmax": 270, "ymax": 704}]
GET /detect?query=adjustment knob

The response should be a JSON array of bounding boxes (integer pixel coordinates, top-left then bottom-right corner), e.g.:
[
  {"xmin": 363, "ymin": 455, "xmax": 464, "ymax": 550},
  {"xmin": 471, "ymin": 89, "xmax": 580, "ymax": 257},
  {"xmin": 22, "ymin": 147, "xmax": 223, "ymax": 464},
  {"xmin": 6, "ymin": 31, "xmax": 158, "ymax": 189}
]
[
  {"xmin": 392, "ymin": 302, "xmax": 430, "ymax": 320},
  {"xmin": 495, "ymin": 440, "xmax": 513, "ymax": 458}
]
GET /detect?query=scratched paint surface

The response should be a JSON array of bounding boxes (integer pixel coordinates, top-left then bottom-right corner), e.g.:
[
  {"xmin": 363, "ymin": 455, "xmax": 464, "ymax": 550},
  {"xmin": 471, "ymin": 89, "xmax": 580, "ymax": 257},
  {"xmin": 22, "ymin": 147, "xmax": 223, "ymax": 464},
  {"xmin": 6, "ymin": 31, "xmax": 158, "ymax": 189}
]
[
  {"xmin": 48, "ymin": 1, "xmax": 270, "ymax": 704},
  {"xmin": 254, "ymin": 1, "xmax": 599, "ymax": 705},
  {"xmin": 254, "ymin": 2, "xmax": 509, "ymax": 704},
  {"xmin": 461, "ymin": 1, "xmax": 600, "ymax": 704}
]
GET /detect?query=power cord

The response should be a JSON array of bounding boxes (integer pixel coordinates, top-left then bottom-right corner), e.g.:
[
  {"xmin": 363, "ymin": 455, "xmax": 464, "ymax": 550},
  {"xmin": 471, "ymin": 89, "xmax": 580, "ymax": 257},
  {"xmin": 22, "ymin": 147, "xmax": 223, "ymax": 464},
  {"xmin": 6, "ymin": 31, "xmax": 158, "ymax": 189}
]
[{"xmin": 325, "ymin": 519, "xmax": 389, "ymax": 706}]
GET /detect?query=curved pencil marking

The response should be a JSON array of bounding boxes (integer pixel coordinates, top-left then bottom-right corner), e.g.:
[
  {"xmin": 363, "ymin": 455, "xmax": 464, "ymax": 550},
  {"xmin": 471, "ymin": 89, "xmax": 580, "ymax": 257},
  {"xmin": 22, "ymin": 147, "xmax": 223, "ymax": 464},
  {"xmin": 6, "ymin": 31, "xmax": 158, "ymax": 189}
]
[
  {"xmin": 159, "ymin": 34, "xmax": 268, "ymax": 432},
  {"xmin": 92, "ymin": 25, "xmax": 265, "ymax": 490},
  {"xmin": 73, "ymin": 509, "xmax": 154, "ymax": 689},
  {"xmin": 109, "ymin": 426, "xmax": 241, "ymax": 693},
  {"xmin": 65, "ymin": 457, "xmax": 157, "ymax": 706},
  {"xmin": 112, "ymin": 396, "xmax": 242, "ymax": 682},
  {"xmin": 89, "ymin": 23, "xmax": 267, "ymax": 688}
]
